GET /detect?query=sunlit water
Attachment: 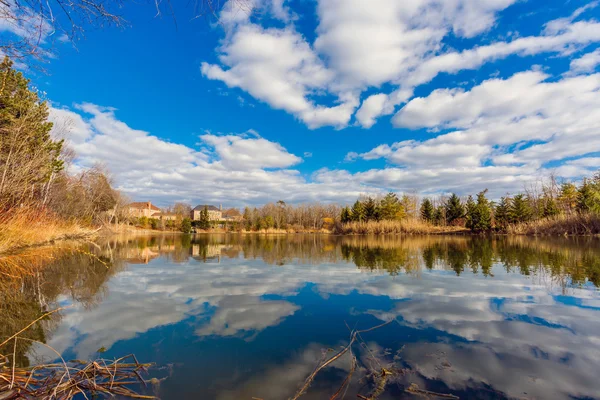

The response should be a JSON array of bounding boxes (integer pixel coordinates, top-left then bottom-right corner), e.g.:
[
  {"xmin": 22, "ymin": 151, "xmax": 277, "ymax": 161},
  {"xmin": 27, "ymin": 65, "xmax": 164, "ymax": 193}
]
[{"xmin": 3, "ymin": 234, "xmax": 600, "ymax": 399}]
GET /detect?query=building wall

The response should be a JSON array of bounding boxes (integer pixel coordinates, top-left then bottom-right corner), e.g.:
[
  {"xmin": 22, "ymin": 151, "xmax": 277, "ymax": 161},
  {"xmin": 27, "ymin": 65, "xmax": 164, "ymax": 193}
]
[
  {"xmin": 128, "ymin": 207, "xmax": 157, "ymax": 218},
  {"xmin": 193, "ymin": 209, "xmax": 222, "ymax": 221}
]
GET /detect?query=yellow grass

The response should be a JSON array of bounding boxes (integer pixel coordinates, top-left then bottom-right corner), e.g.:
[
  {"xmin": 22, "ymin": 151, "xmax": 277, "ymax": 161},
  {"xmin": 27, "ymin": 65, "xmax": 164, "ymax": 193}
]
[
  {"xmin": 508, "ymin": 213, "xmax": 600, "ymax": 236},
  {"xmin": 335, "ymin": 219, "xmax": 467, "ymax": 235},
  {"xmin": 0, "ymin": 208, "xmax": 90, "ymax": 254}
]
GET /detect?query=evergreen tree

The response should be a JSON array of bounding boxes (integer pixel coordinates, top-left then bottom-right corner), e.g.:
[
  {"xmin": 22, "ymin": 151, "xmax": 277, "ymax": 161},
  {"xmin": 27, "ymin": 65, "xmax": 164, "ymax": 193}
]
[
  {"xmin": 433, "ymin": 205, "xmax": 445, "ymax": 226},
  {"xmin": 558, "ymin": 182, "xmax": 578, "ymax": 214},
  {"xmin": 472, "ymin": 190, "xmax": 492, "ymax": 232},
  {"xmin": 494, "ymin": 196, "xmax": 511, "ymax": 231},
  {"xmin": 199, "ymin": 206, "xmax": 210, "ymax": 230},
  {"xmin": 351, "ymin": 200, "xmax": 365, "ymax": 222},
  {"xmin": 464, "ymin": 195, "xmax": 476, "ymax": 230},
  {"xmin": 510, "ymin": 194, "xmax": 531, "ymax": 223},
  {"xmin": 363, "ymin": 197, "xmax": 380, "ymax": 221},
  {"xmin": 0, "ymin": 57, "xmax": 64, "ymax": 205},
  {"xmin": 541, "ymin": 195, "xmax": 560, "ymax": 218},
  {"xmin": 379, "ymin": 192, "xmax": 402, "ymax": 220},
  {"xmin": 577, "ymin": 178, "xmax": 600, "ymax": 214},
  {"xmin": 340, "ymin": 206, "xmax": 352, "ymax": 223},
  {"xmin": 420, "ymin": 198, "xmax": 434, "ymax": 222},
  {"xmin": 445, "ymin": 193, "xmax": 464, "ymax": 225},
  {"xmin": 181, "ymin": 217, "xmax": 192, "ymax": 234}
]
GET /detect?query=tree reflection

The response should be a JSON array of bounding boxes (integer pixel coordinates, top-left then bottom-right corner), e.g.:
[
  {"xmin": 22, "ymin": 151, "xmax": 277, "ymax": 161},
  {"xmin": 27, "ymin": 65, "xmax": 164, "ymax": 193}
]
[{"xmin": 2, "ymin": 234, "xmax": 599, "ymax": 367}]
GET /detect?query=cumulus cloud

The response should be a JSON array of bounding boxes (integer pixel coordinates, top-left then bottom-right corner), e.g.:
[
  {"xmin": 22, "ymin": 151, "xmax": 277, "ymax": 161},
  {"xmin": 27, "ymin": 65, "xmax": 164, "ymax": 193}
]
[
  {"xmin": 200, "ymin": 133, "xmax": 302, "ymax": 170},
  {"xmin": 49, "ymin": 103, "xmax": 376, "ymax": 205},
  {"xmin": 570, "ymin": 48, "xmax": 600, "ymax": 73},
  {"xmin": 344, "ymin": 70, "xmax": 600, "ymax": 195},
  {"xmin": 202, "ymin": 0, "xmax": 600, "ymax": 130}
]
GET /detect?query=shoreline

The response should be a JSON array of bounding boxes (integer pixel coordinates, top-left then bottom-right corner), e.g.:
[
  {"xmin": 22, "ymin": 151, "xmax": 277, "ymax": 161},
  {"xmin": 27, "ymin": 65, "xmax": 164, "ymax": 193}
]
[{"xmin": 3, "ymin": 226, "xmax": 599, "ymax": 257}]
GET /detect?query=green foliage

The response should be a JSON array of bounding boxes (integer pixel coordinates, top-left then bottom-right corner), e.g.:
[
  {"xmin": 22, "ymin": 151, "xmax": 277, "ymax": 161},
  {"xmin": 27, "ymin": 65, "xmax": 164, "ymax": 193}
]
[
  {"xmin": 473, "ymin": 190, "xmax": 492, "ymax": 232},
  {"xmin": 181, "ymin": 217, "xmax": 192, "ymax": 234},
  {"xmin": 494, "ymin": 196, "xmax": 511, "ymax": 231},
  {"xmin": 379, "ymin": 193, "xmax": 403, "ymax": 220},
  {"xmin": 340, "ymin": 206, "xmax": 352, "ymax": 223},
  {"xmin": 433, "ymin": 205, "xmax": 445, "ymax": 226},
  {"xmin": 198, "ymin": 206, "xmax": 210, "ymax": 230},
  {"xmin": 351, "ymin": 200, "xmax": 365, "ymax": 222},
  {"xmin": 420, "ymin": 198, "xmax": 434, "ymax": 222},
  {"xmin": 577, "ymin": 178, "xmax": 600, "ymax": 214},
  {"xmin": 149, "ymin": 218, "xmax": 158, "ymax": 230},
  {"xmin": 243, "ymin": 207, "xmax": 253, "ymax": 230},
  {"xmin": 445, "ymin": 194, "xmax": 464, "ymax": 225},
  {"xmin": 0, "ymin": 57, "xmax": 64, "ymax": 205},
  {"xmin": 465, "ymin": 196, "xmax": 476, "ymax": 230},
  {"xmin": 138, "ymin": 216, "xmax": 149, "ymax": 228},
  {"xmin": 559, "ymin": 182, "xmax": 578, "ymax": 213},
  {"xmin": 363, "ymin": 197, "xmax": 380, "ymax": 222},
  {"xmin": 264, "ymin": 215, "xmax": 274, "ymax": 229},
  {"xmin": 510, "ymin": 194, "xmax": 531, "ymax": 224},
  {"xmin": 541, "ymin": 195, "xmax": 560, "ymax": 218}
]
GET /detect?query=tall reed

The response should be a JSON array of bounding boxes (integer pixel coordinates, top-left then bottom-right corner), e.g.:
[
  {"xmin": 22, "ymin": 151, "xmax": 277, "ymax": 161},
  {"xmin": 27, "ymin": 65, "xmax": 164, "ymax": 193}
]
[
  {"xmin": 508, "ymin": 213, "xmax": 600, "ymax": 236},
  {"xmin": 334, "ymin": 219, "xmax": 466, "ymax": 235}
]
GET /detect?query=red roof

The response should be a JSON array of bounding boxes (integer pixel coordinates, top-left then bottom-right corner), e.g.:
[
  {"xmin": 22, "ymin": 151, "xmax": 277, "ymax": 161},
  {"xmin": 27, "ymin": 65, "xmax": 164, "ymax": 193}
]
[{"xmin": 129, "ymin": 202, "xmax": 161, "ymax": 211}]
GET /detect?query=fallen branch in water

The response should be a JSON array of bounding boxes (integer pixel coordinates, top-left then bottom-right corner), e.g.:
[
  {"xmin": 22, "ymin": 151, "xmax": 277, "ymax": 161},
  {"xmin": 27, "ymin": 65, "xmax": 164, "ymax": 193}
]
[
  {"xmin": 290, "ymin": 319, "xmax": 394, "ymax": 400},
  {"xmin": 0, "ymin": 307, "xmax": 155, "ymax": 399},
  {"xmin": 0, "ymin": 354, "xmax": 155, "ymax": 399}
]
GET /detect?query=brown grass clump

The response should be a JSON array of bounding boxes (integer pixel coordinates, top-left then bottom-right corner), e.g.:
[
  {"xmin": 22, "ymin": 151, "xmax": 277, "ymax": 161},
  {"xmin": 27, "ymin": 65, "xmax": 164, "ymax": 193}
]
[
  {"xmin": 335, "ymin": 220, "xmax": 467, "ymax": 235},
  {"xmin": 0, "ymin": 208, "xmax": 90, "ymax": 254},
  {"xmin": 508, "ymin": 213, "xmax": 600, "ymax": 236}
]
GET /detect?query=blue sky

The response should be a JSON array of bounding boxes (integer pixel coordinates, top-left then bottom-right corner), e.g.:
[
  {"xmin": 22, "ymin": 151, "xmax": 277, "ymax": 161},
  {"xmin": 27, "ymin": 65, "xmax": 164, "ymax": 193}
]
[{"xmin": 18, "ymin": 0, "xmax": 600, "ymax": 205}]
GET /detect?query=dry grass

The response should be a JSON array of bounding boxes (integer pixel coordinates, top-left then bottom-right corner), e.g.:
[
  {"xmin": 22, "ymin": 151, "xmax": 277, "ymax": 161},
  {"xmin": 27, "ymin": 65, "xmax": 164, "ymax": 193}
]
[
  {"xmin": 335, "ymin": 220, "xmax": 467, "ymax": 235},
  {"xmin": 508, "ymin": 213, "xmax": 600, "ymax": 236},
  {"xmin": 0, "ymin": 208, "xmax": 91, "ymax": 254},
  {"xmin": 0, "ymin": 309, "xmax": 155, "ymax": 400}
]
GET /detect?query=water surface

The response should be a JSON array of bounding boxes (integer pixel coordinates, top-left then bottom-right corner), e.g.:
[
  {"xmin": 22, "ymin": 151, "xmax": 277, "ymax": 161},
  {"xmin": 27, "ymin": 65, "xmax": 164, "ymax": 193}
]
[{"xmin": 3, "ymin": 234, "xmax": 600, "ymax": 399}]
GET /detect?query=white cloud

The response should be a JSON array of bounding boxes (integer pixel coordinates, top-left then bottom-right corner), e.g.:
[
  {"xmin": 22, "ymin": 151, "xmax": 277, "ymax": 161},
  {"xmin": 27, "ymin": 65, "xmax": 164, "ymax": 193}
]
[
  {"xmin": 200, "ymin": 133, "xmax": 302, "ymax": 170},
  {"xmin": 570, "ymin": 48, "xmax": 600, "ymax": 73},
  {"xmin": 49, "ymin": 103, "xmax": 376, "ymax": 205},
  {"xmin": 202, "ymin": 0, "xmax": 600, "ymax": 131},
  {"xmin": 201, "ymin": 24, "xmax": 358, "ymax": 129},
  {"xmin": 344, "ymin": 70, "xmax": 600, "ymax": 194}
]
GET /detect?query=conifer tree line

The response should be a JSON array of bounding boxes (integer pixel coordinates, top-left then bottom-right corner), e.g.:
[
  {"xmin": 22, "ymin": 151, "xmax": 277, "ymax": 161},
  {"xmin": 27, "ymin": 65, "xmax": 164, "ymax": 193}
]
[
  {"xmin": 0, "ymin": 57, "xmax": 123, "ymax": 224},
  {"xmin": 339, "ymin": 173, "xmax": 600, "ymax": 232}
]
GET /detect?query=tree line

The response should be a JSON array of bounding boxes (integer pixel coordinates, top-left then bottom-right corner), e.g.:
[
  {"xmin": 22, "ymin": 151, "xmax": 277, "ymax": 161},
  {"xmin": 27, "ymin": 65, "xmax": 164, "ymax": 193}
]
[{"xmin": 339, "ymin": 174, "xmax": 600, "ymax": 233}]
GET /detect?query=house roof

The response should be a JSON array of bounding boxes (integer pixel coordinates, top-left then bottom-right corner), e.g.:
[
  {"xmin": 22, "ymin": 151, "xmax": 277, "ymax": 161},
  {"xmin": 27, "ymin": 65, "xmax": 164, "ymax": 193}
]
[
  {"xmin": 222, "ymin": 208, "xmax": 242, "ymax": 217},
  {"xmin": 193, "ymin": 205, "xmax": 220, "ymax": 211},
  {"xmin": 129, "ymin": 202, "xmax": 161, "ymax": 211}
]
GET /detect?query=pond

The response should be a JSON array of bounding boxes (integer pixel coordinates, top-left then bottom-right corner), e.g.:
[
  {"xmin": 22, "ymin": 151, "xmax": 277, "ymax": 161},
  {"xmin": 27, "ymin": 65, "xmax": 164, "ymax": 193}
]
[{"xmin": 2, "ymin": 234, "xmax": 600, "ymax": 399}]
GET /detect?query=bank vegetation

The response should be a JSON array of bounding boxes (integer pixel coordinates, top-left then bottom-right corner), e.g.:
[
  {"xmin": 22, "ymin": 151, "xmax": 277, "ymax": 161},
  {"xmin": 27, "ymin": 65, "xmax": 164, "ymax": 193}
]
[{"xmin": 0, "ymin": 58, "xmax": 127, "ymax": 253}]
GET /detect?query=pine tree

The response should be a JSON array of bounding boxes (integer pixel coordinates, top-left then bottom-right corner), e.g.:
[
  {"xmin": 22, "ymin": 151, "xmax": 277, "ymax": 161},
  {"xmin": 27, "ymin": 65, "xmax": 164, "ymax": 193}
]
[
  {"xmin": 541, "ymin": 195, "xmax": 560, "ymax": 218},
  {"xmin": 181, "ymin": 218, "xmax": 192, "ymax": 234},
  {"xmin": 199, "ymin": 206, "xmax": 210, "ymax": 230},
  {"xmin": 363, "ymin": 197, "xmax": 380, "ymax": 222},
  {"xmin": 379, "ymin": 192, "xmax": 402, "ymax": 220},
  {"xmin": 351, "ymin": 200, "xmax": 365, "ymax": 222},
  {"xmin": 420, "ymin": 198, "xmax": 434, "ymax": 222},
  {"xmin": 434, "ymin": 205, "xmax": 445, "ymax": 226},
  {"xmin": 464, "ymin": 195, "xmax": 476, "ymax": 230},
  {"xmin": 510, "ymin": 194, "xmax": 531, "ymax": 224},
  {"xmin": 577, "ymin": 178, "xmax": 600, "ymax": 214},
  {"xmin": 0, "ymin": 57, "xmax": 64, "ymax": 205},
  {"xmin": 340, "ymin": 206, "xmax": 352, "ymax": 223},
  {"xmin": 473, "ymin": 190, "xmax": 492, "ymax": 232},
  {"xmin": 494, "ymin": 196, "xmax": 511, "ymax": 231},
  {"xmin": 445, "ymin": 194, "xmax": 464, "ymax": 225},
  {"xmin": 243, "ymin": 207, "xmax": 253, "ymax": 230},
  {"xmin": 558, "ymin": 182, "xmax": 578, "ymax": 214}
]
